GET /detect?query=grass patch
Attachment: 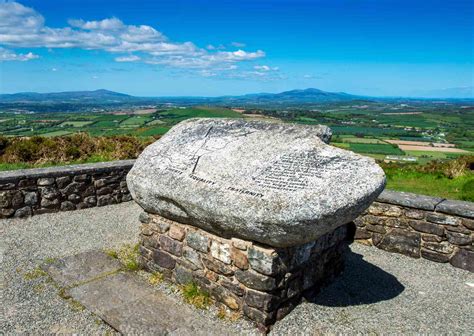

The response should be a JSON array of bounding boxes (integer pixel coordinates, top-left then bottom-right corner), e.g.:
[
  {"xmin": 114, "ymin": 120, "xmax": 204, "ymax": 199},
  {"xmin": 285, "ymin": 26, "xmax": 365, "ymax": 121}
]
[
  {"xmin": 120, "ymin": 116, "xmax": 151, "ymax": 126},
  {"xmin": 134, "ymin": 126, "xmax": 170, "ymax": 136},
  {"xmin": 104, "ymin": 248, "xmax": 119, "ymax": 259},
  {"xmin": 341, "ymin": 137, "xmax": 386, "ymax": 144},
  {"xmin": 44, "ymin": 257, "xmax": 57, "ymax": 264},
  {"xmin": 105, "ymin": 243, "xmax": 141, "ymax": 271},
  {"xmin": 148, "ymin": 271, "xmax": 164, "ymax": 285},
  {"xmin": 23, "ymin": 267, "xmax": 48, "ymax": 280},
  {"xmin": 385, "ymin": 169, "xmax": 473, "ymax": 201},
  {"xmin": 349, "ymin": 143, "xmax": 404, "ymax": 155},
  {"xmin": 383, "ymin": 155, "xmax": 474, "ymax": 201},
  {"xmin": 41, "ymin": 130, "xmax": 73, "ymax": 137},
  {"xmin": 59, "ymin": 121, "xmax": 94, "ymax": 127},
  {"xmin": 180, "ymin": 282, "xmax": 212, "ymax": 309}
]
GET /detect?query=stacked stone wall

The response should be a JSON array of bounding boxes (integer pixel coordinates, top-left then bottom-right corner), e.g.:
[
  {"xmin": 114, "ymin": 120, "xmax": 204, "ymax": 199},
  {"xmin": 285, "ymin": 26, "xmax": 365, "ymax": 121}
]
[
  {"xmin": 139, "ymin": 212, "xmax": 350, "ymax": 329},
  {"xmin": 0, "ymin": 160, "xmax": 134, "ymax": 218},
  {"xmin": 354, "ymin": 190, "xmax": 473, "ymax": 272},
  {"xmin": 1, "ymin": 160, "xmax": 473, "ymax": 273}
]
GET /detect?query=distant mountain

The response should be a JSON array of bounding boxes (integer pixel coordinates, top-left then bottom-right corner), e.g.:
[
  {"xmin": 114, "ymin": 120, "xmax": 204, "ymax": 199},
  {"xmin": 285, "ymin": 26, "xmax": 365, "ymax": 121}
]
[
  {"xmin": 1, "ymin": 87, "xmax": 472, "ymax": 106},
  {"xmin": 0, "ymin": 87, "xmax": 364, "ymax": 106},
  {"xmin": 409, "ymin": 86, "xmax": 474, "ymax": 99},
  {"xmin": 0, "ymin": 89, "xmax": 138, "ymax": 103},
  {"xmin": 222, "ymin": 88, "xmax": 361, "ymax": 104}
]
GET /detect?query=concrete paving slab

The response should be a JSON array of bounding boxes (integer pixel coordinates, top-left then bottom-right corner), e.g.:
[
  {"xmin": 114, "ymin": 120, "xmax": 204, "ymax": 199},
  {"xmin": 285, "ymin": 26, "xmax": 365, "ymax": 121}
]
[
  {"xmin": 104, "ymin": 292, "xmax": 232, "ymax": 335},
  {"xmin": 44, "ymin": 250, "xmax": 122, "ymax": 288},
  {"xmin": 68, "ymin": 272, "xmax": 155, "ymax": 313},
  {"xmin": 51, "ymin": 251, "xmax": 234, "ymax": 335}
]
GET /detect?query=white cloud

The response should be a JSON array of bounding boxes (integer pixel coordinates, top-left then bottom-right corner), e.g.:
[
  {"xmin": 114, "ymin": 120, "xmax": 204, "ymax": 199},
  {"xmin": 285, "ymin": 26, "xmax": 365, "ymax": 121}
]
[
  {"xmin": 115, "ymin": 55, "xmax": 141, "ymax": 62},
  {"xmin": 68, "ymin": 18, "xmax": 125, "ymax": 31},
  {"xmin": 0, "ymin": 46, "xmax": 38, "ymax": 61},
  {"xmin": 0, "ymin": 1, "xmax": 266, "ymax": 75},
  {"xmin": 199, "ymin": 70, "xmax": 217, "ymax": 77},
  {"xmin": 230, "ymin": 42, "xmax": 246, "ymax": 48},
  {"xmin": 51, "ymin": 67, "xmax": 57, "ymax": 71},
  {"xmin": 254, "ymin": 65, "xmax": 279, "ymax": 71}
]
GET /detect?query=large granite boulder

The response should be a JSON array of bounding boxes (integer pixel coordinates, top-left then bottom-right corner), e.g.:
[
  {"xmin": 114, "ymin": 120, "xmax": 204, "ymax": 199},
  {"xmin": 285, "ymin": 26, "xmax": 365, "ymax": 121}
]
[{"xmin": 127, "ymin": 118, "xmax": 385, "ymax": 247}]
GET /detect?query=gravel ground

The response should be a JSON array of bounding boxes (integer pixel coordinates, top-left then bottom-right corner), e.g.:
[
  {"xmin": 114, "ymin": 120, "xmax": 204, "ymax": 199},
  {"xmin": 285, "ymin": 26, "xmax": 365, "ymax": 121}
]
[
  {"xmin": 271, "ymin": 244, "xmax": 474, "ymax": 335},
  {"xmin": 0, "ymin": 202, "xmax": 257, "ymax": 335},
  {"xmin": 2, "ymin": 203, "xmax": 473, "ymax": 335},
  {"xmin": 1, "ymin": 203, "xmax": 142, "ymax": 334}
]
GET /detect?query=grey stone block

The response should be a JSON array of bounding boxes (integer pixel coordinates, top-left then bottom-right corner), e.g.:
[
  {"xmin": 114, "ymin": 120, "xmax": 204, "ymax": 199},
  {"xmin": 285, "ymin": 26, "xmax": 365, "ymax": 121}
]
[
  {"xmin": 408, "ymin": 220, "xmax": 445, "ymax": 236},
  {"xmin": 174, "ymin": 266, "xmax": 193, "ymax": 284},
  {"xmin": 450, "ymin": 249, "xmax": 473, "ymax": 272},
  {"xmin": 377, "ymin": 190, "xmax": 443, "ymax": 211},
  {"xmin": 14, "ymin": 206, "xmax": 32, "ymax": 218},
  {"xmin": 23, "ymin": 191, "xmax": 38, "ymax": 206},
  {"xmin": 159, "ymin": 235, "xmax": 183, "ymax": 256},
  {"xmin": 186, "ymin": 231, "xmax": 209, "ymax": 253},
  {"xmin": 37, "ymin": 177, "xmax": 55, "ymax": 186},
  {"xmin": 152, "ymin": 250, "xmax": 176, "ymax": 269},
  {"xmin": 377, "ymin": 229, "xmax": 421, "ymax": 258},
  {"xmin": 436, "ymin": 199, "xmax": 474, "ymax": 219},
  {"xmin": 235, "ymin": 269, "xmax": 277, "ymax": 291}
]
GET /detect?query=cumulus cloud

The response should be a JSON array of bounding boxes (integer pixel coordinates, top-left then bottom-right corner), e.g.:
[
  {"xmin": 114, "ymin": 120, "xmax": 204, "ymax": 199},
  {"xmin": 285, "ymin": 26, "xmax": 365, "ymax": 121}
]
[
  {"xmin": 0, "ymin": 46, "xmax": 38, "ymax": 61},
  {"xmin": 0, "ymin": 1, "xmax": 268, "ymax": 76},
  {"xmin": 68, "ymin": 17, "xmax": 125, "ymax": 31},
  {"xmin": 115, "ymin": 55, "xmax": 141, "ymax": 62},
  {"xmin": 254, "ymin": 65, "xmax": 279, "ymax": 71}
]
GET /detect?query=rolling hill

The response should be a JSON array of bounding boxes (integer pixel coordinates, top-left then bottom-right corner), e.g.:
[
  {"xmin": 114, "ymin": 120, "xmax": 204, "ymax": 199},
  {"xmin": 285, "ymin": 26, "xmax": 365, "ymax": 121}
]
[{"xmin": 0, "ymin": 89, "xmax": 138, "ymax": 103}]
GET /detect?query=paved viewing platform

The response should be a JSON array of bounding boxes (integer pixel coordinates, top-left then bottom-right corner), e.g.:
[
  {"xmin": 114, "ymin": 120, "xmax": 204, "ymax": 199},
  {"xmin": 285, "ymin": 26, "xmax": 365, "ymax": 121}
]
[{"xmin": 2, "ymin": 202, "xmax": 473, "ymax": 334}]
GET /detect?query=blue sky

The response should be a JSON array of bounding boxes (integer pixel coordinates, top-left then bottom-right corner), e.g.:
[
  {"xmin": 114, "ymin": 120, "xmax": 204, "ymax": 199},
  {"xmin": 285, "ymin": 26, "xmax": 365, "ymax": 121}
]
[{"xmin": 0, "ymin": 0, "xmax": 473, "ymax": 97}]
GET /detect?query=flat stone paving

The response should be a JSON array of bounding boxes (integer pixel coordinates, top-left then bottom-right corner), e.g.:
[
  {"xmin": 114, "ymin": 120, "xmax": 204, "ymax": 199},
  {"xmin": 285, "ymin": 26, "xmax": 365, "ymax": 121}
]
[
  {"xmin": 2, "ymin": 202, "xmax": 473, "ymax": 334},
  {"xmin": 45, "ymin": 251, "xmax": 233, "ymax": 335}
]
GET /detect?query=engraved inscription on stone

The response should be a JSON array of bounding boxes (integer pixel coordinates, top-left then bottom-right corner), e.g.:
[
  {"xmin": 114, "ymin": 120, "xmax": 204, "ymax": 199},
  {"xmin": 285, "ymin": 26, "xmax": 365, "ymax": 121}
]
[{"xmin": 254, "ymin": 151, "xmax": 334, "ymax": 191}]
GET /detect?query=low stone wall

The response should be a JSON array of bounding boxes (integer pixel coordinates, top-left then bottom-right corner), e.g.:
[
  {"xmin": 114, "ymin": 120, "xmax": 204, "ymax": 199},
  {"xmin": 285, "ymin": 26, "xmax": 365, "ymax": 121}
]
[
  {"xmin": 139, "ymin": 212, "xmax": 350, "ymax": 330},
  {"xmin": 354, "ymin": 190, "xmax": 473, "ymax": 272},
  {"xmin": 1, "ymin": 160, "xmax": 473, "ymax": 273},
  {"xmin": 0, "ymin": 160, "xmax": 134, "ymax": 218}
]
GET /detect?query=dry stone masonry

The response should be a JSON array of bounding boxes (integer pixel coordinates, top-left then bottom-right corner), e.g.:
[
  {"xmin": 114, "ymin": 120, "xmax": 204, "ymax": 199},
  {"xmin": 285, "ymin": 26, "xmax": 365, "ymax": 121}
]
[
  {"xmin": 354, "ymin": 190, "xmax": 474, "ymax": 272},
  {"xmin": 128, "ymin": 118, "xmax": 386, "ymax": 328},
  {"xmin": 139, "ymin": 213, "xmax": 350, "ymax": 328},
  {"xmin": 0, "ymin": 160, "xmax": 134, "ymax": 218}
]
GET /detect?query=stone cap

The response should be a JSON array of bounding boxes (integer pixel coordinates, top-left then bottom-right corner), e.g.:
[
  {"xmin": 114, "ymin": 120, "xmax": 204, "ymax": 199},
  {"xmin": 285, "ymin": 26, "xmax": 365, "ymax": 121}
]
[
  {"xmin": 436, "ymin": 199, "xmax": 474, "ymax": 219},
  {"xmin": 376, "ymin": 190, "xmax": 443, "ymax": 211},
  {"xmin": 376, "ymin": 189, "xmax": 474, "ymax": 219},
  {"xmin": 0, "ymin": 160, "xmax": 135, "ymax": 183}
]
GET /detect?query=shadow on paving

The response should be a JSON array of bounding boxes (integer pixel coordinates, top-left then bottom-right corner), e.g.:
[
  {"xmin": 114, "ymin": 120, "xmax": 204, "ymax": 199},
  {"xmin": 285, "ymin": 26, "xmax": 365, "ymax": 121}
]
[{"xmin": 308, "ymin": 250, "xmax": 405, "ymax": 307}]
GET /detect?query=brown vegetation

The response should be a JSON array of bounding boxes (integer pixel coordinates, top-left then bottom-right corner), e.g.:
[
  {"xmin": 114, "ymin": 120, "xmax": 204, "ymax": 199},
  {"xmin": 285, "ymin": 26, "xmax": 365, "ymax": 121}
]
[{"xmin": 0, "ymin": 133, "xmax": 156, "ymax": 166}]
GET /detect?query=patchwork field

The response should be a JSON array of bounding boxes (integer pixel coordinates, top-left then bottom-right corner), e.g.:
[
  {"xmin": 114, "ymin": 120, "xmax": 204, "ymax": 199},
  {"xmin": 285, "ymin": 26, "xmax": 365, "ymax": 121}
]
[
  {"xmin": 1, "ymin": 102, "xmax": 473, "ymax": 166},
  {"xmin": 397, "ymin": 145, "xmax": 469, "ymax": 153}
]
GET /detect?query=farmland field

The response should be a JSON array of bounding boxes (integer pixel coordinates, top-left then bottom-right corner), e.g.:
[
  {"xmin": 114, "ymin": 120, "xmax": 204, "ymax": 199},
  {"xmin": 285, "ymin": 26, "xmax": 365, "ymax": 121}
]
[
  {"xmin": 1, "ymin": 101, "xmax": 473, "ymax": 166},
  {"xmin": 348, "ymin": 143, "xmax": 405, "ymax": 155},
  {"xmin": 1, "ymin": 100, "xmax": 473, "ymax": 200}
]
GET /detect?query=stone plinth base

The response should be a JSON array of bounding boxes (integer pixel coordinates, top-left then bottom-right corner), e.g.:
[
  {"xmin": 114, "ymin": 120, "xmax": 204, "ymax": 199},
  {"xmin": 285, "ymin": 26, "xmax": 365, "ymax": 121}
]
[{"xmin": 138, "ymin": 213, "xmax": 350, "ymax": 329}]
